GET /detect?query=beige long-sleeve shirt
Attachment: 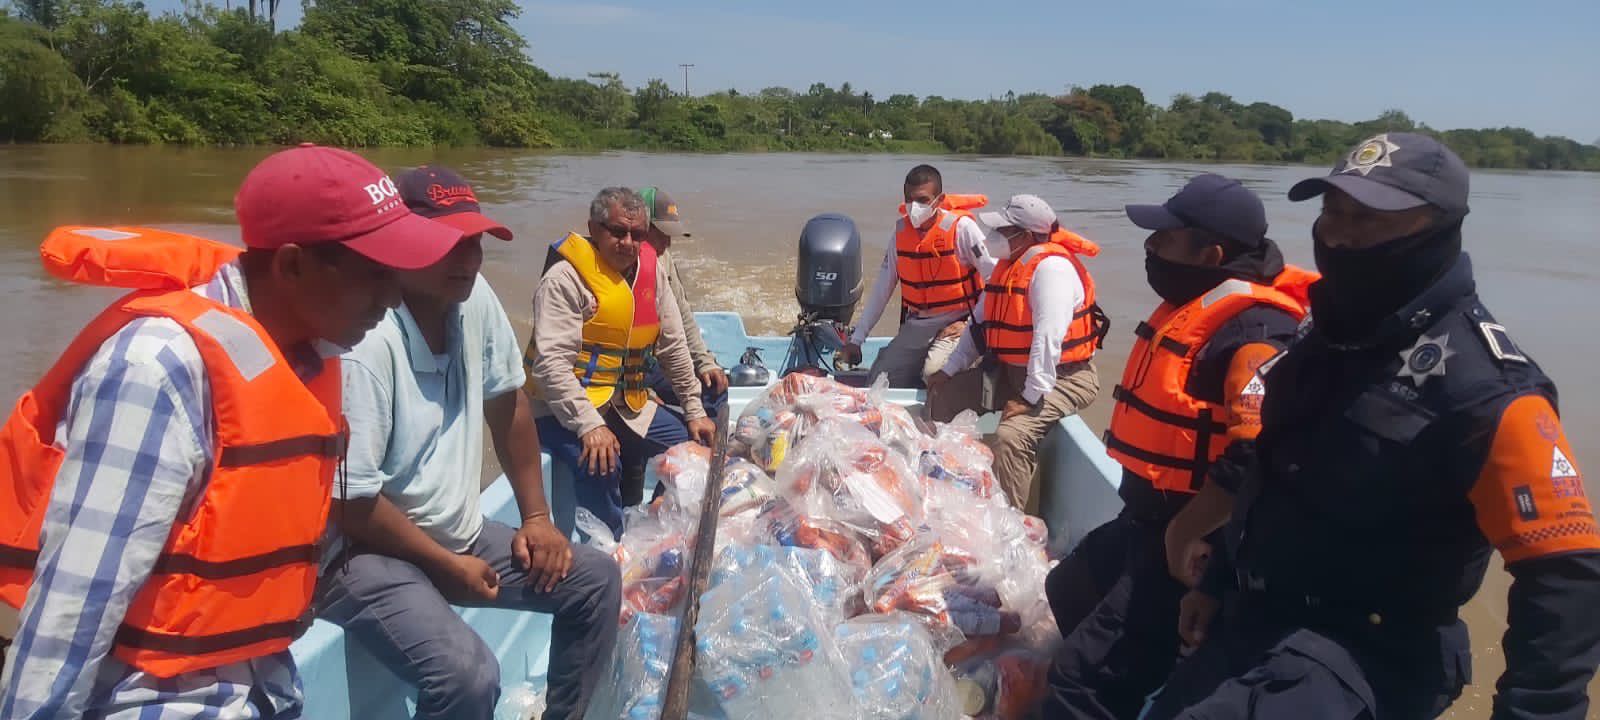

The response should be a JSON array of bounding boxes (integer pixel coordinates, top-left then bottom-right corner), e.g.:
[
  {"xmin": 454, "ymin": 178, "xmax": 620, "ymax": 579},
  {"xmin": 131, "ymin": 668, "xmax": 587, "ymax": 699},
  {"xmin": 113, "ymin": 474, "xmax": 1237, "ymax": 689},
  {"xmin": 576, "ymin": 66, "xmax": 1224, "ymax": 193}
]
[
  {"xmin": 529, "ymin": 250, "xmax": 706, "ymax": 438},
  {"xmin": 659, "ymin": 248, "xmax": 719, "ymax": 373}
]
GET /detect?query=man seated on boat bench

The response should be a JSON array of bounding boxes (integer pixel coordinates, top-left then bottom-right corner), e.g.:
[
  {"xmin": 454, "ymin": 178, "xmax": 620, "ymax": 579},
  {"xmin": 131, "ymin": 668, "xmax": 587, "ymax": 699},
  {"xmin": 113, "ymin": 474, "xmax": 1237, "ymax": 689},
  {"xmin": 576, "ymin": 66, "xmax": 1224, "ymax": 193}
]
[
  {"xmin": 320, "ymin": 167, "xmax": 622, "ymax": 720},
  {"xmin": 839, "ymin": 164, "xmax": 996, "ymax": 386},
  {"xmin": 527, "ymin": 187, "xmax": 717, "ymax": 536},
  {"xmin": 927, "ymin": 194, "xmax": 1106, "ymax": 510},
  {"xmin": 637, "ymin": 185, "xmax": 729, "ymax": 419},
  {"xmin": 1042, "ymin": 174, "xmax": 1313, "ymax": 720}
]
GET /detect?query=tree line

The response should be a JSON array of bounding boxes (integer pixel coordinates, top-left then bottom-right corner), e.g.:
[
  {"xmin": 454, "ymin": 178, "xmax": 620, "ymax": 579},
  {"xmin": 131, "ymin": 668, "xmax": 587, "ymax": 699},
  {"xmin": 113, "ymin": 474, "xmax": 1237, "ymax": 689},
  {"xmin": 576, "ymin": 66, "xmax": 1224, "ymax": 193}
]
[{"xmin": 3, "ymin": 0, "xmax": 1597, "ymax": 171}]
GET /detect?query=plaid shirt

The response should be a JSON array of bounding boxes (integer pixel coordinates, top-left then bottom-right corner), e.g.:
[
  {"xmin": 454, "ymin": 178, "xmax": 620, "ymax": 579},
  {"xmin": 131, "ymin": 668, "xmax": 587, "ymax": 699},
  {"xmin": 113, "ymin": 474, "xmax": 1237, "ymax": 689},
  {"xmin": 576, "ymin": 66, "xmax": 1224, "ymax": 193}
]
[{"xmin": 0, "ymin": 266, "xmax": 304, "ymax": 720}]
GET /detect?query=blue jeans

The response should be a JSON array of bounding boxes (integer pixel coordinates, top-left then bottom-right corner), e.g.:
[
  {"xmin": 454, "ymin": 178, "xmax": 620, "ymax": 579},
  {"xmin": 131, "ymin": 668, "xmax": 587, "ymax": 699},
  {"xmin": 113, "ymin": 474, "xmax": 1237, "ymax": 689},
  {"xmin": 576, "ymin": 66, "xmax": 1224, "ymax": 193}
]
[
  {"xmin": 536, "ymin": 408, "xmax": 691, "ymax": 536},
  {"xmin": 316, "ymin": 520, "xmax": 622, "ymax": 720},
  {"xmin": 646, "ymin": 363, "xmax": 729, "ymax": 420}
]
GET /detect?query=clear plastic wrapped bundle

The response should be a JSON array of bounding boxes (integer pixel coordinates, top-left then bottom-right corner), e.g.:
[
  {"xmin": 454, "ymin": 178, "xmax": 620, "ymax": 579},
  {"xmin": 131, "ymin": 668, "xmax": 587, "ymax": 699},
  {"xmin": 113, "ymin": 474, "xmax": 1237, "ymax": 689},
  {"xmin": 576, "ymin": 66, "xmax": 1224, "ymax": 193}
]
[
  {"xmin": 583, "ymin": 612, "xmax": 678, "ymax": 720},
  {"xmin": 774, "ymin": 418, "xmax": 923, "ymax": 559},
  {"xmin": 646, "ymin": 441, "xmax": 712, "ymax": 517},
  {"xmin": 694, "ymin": 565, "xmax": 852, "ymax": 720},
  {"xmin": 949, "ymin": 648, "xmax": 1051, "ymax": 720},
  {"xmin": 577, "ymin": 507, "xmax": 690, "ymax": 623},
  {"xmin": 757, "ymin": 497, "xmax": 873, "ymax": 574},
  {"xmin": 862, "ymin": 533, "xmax": 1021, "ymax": 640},
  {"xmin": 710, "ymin": 543, "xmax": 864, "ymax": 625},
  {"xmin": 832, "ymin": 613, "xmax": 962, "ymax": 720}
]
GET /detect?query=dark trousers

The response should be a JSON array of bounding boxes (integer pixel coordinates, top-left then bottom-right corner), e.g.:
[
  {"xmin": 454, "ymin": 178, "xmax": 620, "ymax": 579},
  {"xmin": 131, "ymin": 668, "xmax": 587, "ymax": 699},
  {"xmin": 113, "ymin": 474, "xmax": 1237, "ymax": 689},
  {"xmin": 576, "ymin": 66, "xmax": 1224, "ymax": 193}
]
[
  {"xmin": 1143, "ymin": 597, "xmax": 1471, "ymax": 720},
  {"xmin": 536, "ymin": 408, "xmax": 690, "ymax": 536},
  {"xmin": 316, "ymin": 520, "xmax": 623, "ymax": 720},
  {"xmin": 645, "ymin": 363, "xmax": 728, "ymax": 420},
  {"xmin": 1043, "ymin": 509, "xmax": 1188, "ymax": 719}
]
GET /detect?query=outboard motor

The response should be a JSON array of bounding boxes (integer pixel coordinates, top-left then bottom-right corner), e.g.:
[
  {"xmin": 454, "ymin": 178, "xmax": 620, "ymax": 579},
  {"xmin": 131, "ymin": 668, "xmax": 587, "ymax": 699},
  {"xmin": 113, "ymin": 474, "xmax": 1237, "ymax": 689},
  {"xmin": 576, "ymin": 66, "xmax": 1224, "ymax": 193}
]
[
  {"xmin": 729, "ymin": 347, "xmax": 772, "ymax": 387},
  {"xmin": 784, "ymin": 213, "xmax": 864, "ymax": 375},
  {"xmin": 795, "ymin": 213, "xmax": 864, "ymax": 322}
]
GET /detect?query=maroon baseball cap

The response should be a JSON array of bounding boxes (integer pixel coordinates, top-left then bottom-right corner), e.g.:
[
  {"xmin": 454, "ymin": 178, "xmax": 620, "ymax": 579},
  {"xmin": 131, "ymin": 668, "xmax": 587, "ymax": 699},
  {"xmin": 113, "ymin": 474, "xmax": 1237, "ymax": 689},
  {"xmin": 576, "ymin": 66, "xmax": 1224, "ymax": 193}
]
[
  {"xmin": 395, "ymin": 166, "xmax": 513, "ymax": 241},
  {"xmin": 234, "ymin": 145, "xmax": 463, "ymax": 270}
]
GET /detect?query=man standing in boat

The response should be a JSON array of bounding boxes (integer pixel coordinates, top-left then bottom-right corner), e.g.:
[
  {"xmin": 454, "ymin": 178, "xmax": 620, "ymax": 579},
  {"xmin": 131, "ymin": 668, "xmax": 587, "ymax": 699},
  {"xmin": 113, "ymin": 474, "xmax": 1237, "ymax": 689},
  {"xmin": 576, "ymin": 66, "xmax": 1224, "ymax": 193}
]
[
  {"xmin": 317, "ymin": 167, "xmax": 622, "ymax": 720},
  {"xmin": 839, "ymin": 164, "xmax": 996, "ymax": 386},
  {"xmin": 1041, "ymin": 174, "xmax": 1314, "ymax": 719},
  {"xmin": 637, "ymin": 186, "xmax": 729, "ymax": 419},
  {"xmin": 0, "ymin": 146, "xmax": 459, "ymax": 718},
  {"xmin": 527, "ymin": 187, "xmax": 716, "ymax": 535},
  {"xmin": 927, "ymin": 194, "xmax": 1106, "ymax": 510},
  {"xmin": 1145, "ymin": 135, "xmax": 1600, "ymax": 719}
]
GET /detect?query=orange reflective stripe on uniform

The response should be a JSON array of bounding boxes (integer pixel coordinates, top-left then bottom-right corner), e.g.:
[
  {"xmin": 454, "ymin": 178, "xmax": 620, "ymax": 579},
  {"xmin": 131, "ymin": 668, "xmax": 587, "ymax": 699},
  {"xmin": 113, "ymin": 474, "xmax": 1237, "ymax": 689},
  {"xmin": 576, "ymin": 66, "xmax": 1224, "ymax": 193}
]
[
  {"xmin": 1106, "ymin": 268, "xmax": 1316, "ymax": 493},
  {"xmin": 895, "ymin": 203, "xmax": 983, "ymax": 315},
  {"xmin": 0, "ymin": 226, "xmax": 341, "ymax": 677},
  {"xmin": 1469, "ymin": 394, "xmax": 1600, "ymax": 565},
  {"xmin": 980, "ymin": 236, "xmax": 1106, "ymax": 367},
  {"xmin": 1220, "ymin": 341, "xmax": 1281, "ymax": 443}
]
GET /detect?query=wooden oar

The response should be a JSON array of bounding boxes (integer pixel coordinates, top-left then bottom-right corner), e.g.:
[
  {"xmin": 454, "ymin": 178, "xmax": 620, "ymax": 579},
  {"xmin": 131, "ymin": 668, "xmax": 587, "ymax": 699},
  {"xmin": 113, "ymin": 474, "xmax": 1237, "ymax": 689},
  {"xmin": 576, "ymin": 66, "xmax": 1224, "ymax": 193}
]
[{"xmin": 661, "ymin": 406, "xmax": 732, "ymax": 719}]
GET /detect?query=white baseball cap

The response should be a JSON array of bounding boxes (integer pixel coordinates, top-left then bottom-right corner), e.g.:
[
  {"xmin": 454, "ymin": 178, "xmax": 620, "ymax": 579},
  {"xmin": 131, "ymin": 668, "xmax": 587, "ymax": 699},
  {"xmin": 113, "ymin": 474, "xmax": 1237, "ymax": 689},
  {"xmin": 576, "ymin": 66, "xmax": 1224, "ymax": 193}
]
[{"xmin": 978, "ymin": 194, "xmax": 1059, "ymax": 235}]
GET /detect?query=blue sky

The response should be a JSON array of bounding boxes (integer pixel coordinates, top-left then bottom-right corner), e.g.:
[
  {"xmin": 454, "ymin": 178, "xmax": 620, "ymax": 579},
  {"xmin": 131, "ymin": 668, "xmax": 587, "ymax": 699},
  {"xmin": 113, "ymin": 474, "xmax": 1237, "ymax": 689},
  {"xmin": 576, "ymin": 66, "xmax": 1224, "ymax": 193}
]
[{"xmin": 163, "ymin": 0, "xmax": 1599, "ymax": 143}]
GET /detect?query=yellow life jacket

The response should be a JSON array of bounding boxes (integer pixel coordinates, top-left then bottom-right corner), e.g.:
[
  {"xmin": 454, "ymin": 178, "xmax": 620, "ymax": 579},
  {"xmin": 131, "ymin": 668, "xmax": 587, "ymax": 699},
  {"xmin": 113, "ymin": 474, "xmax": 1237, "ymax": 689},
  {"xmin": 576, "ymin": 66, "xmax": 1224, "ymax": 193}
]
[{"xmin": 534, "ymin": 233, "xmax": 662, "ymax": 412}]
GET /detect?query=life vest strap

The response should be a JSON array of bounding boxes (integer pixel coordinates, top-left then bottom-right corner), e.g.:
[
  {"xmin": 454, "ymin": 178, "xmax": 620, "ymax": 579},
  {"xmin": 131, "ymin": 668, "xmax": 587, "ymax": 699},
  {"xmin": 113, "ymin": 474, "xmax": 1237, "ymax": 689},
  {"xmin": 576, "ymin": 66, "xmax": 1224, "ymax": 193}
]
[
  {"xmin": 897, "ymin": 273, "xmax": 977, "ymax": 290},
  {"xmin": 1104, "ymin": 434, "xmax": 1205, "ymax": 475},
  {"xmin": 116, "ymin": 615, "xmax": 310, "ymax": 655},
  {"xmin": 578, "ymin": 344, "xmax": 654, "ymax": 362},
  {"xmin": 0, "ymin": 543, "xmax": 39, "ymax": 570},
  {"xmin": 983, "ymin": 284, "xmax": 1028, "ymax": 296},
  {"xmin": 151, "ymin": 543, "xmax": 321, "ymax": 580},
  {"xmin": 218, "ymin": 433, "xmax": 345, "ymax": 469},
  {"xmin": 1111, "ymin": 386, "xmax": 1227, "ymax": 434},
  {"xmin": 896, "ymin": 248, "xmax": 959, "ymax": 260},
  {"xmin": 902, "ymin": 296, "xmax": 974, "ymax": 312},
  {"xmin": 1134, "ymin": 321, "xmax": 1192, "ymax": 356}
]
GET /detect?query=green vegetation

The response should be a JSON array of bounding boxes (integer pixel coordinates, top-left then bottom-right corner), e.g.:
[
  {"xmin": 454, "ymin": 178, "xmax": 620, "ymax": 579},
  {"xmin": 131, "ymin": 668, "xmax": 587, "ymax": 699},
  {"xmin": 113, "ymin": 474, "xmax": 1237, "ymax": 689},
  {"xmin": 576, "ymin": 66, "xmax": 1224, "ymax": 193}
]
[{"xmin": 2, "ymin": 1, "xmax": 1597, "ymax": 171}]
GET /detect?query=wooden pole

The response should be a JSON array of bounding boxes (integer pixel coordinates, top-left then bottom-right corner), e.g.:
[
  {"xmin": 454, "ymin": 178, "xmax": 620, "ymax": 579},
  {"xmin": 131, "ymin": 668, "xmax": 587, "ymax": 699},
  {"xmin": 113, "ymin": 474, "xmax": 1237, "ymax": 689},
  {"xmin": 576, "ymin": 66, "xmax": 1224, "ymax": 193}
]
[{"xmin": 660, "ymin": 407, "xmax": 730, "ymax": 719}]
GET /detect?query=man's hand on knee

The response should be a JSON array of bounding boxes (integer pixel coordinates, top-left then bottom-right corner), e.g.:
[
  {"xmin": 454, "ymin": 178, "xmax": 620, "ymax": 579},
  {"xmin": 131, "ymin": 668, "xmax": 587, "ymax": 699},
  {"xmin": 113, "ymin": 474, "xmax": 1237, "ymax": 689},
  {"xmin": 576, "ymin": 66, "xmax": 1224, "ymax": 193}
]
[
  {"xmin": 1001, "ymin": 398, "xmax": 1035, "ymax": 421},
  {"xmin": 513, "ymin": 515, "xmax": 573, "ymax": 593}
]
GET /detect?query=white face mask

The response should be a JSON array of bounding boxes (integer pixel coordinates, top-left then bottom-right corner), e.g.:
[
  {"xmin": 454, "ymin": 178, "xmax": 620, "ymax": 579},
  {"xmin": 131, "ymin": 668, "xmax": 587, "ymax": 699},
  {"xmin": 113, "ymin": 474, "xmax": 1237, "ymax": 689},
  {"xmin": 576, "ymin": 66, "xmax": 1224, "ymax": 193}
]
[{"xmin": 905, "ymin": 201, "xmax": 936, "ymax": 227}]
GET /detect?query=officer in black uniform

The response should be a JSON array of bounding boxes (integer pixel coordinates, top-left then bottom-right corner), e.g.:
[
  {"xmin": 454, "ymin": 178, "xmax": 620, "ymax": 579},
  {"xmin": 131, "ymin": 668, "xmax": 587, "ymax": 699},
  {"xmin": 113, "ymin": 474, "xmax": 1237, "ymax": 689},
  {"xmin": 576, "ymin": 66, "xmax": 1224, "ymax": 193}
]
[
  {"xmin": 1145, "ymin": 134, "xmax": 1600, "ymax": 719},
  {"xmin": 1041, "ymin": 175, "xmax": 1308, "ymax": 719}
]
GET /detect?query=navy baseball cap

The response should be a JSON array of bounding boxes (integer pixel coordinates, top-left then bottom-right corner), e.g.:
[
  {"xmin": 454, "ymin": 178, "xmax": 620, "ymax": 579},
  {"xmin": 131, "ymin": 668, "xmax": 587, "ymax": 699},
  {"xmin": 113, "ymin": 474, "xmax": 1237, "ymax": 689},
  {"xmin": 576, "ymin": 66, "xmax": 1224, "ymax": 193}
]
[
  {"xmin": 1288, "ymin": 133, "xmax": 1470, "ymax": 217},
  {"xmin": 1125, "ymin": 173, "xmax": 1267, "ymax": 248},
  {"xmin": 396, "ymin": 166, "xmax": 513, "ymax": 241}
]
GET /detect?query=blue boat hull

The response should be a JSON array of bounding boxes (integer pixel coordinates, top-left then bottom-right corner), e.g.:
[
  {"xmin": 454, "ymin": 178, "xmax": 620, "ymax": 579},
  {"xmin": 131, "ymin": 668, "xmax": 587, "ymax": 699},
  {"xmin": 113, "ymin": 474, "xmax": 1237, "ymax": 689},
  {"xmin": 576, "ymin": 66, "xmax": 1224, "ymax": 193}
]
[{"xmin": 290, "ymin": 312, "xmax": 1125, "ymax": 718}]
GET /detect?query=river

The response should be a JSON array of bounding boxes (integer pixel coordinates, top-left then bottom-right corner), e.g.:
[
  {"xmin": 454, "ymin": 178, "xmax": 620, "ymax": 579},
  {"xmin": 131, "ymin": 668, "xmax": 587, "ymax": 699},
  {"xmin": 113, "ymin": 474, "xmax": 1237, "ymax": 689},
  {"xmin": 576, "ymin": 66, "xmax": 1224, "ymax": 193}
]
[{"xmin": 2, "ymin": 145, "xmax": 1597, "ymax": 715}]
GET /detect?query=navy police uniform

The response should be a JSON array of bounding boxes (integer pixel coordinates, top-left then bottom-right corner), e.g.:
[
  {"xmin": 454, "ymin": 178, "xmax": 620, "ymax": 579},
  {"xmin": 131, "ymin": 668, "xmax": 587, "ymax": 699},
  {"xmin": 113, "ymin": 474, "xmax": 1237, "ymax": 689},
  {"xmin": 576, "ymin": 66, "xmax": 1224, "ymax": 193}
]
[
  {"xmin": 1146, "ymin": 136, "xmax": 1600, "ymax": 720},
  {"xmin": 1044, "ymin": 174, "xmax": 1304, "ymax": 719}
]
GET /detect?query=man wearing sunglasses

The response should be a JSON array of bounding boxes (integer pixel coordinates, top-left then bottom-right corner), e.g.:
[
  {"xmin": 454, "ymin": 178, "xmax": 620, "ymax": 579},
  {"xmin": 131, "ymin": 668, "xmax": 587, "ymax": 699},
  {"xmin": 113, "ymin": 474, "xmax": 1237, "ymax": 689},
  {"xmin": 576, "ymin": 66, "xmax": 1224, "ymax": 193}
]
[{"xmin": 527, "ymin": 187, "xmax": 716, "ymax": 535}]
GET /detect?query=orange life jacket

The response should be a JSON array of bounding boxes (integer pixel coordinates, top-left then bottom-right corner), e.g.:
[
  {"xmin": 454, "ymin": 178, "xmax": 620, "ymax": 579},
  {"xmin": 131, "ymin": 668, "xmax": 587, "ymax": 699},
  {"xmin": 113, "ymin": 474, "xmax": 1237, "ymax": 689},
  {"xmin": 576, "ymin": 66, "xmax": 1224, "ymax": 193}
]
[
  {"xmin": 980, "ymin": 230, "xmax": 1107, "ymax": 367},
  {"xmin": 1105, "ymin": 266, "xmax": 1318, "ymax": 492},
  {"xmin": 0, "ymin": 226, "xmax": 344, "ymax": 678},
  {"xmin": 894, "ymin": 194, "xmax": 989, "ymax": 316}
]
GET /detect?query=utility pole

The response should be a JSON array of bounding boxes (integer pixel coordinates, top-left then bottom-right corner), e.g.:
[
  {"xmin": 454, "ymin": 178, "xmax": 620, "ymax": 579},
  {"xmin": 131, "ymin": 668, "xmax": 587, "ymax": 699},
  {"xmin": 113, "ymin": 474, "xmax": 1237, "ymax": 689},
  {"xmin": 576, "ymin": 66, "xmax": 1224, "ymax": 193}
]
[{"xmin": 678, "ymin": 63, "xmax": 695, "ymax": 97}]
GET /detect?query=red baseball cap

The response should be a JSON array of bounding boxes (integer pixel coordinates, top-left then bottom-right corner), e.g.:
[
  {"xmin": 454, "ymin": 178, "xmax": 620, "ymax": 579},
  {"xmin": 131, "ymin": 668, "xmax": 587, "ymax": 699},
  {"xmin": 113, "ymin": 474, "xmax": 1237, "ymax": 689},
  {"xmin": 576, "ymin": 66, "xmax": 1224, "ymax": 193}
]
[
  {"xmin": 395, "ymin": 165, "xmax": 513, "ymax": 241},
  {"xmin": 235, "ymin": 145, "xmax": 462, "ymax": 270}
]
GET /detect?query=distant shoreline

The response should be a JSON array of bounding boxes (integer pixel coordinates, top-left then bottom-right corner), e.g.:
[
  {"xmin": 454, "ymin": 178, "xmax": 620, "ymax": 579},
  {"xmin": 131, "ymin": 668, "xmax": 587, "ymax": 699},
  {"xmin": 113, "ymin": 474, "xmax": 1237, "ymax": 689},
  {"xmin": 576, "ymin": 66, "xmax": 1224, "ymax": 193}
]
[
  {"xmin": 2, "ymin": 5, "xmax": 1594, "ymax": 172},
  {"xmin": 4, "ymin": 142, "xmax": 1595, "ymax": 176}
]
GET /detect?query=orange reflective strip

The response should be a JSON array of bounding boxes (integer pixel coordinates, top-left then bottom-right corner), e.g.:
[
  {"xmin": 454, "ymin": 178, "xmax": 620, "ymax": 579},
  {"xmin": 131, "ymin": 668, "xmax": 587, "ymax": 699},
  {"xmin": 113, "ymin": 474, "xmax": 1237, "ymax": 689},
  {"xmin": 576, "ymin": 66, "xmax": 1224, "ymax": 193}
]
[
  {"xmin": 1468, "ymin": 394, "xmax": 1600, "ymax": 565},
  {"xmin": 1221, "ymin": 342, "xmax": 1280, "ymax": 443}
]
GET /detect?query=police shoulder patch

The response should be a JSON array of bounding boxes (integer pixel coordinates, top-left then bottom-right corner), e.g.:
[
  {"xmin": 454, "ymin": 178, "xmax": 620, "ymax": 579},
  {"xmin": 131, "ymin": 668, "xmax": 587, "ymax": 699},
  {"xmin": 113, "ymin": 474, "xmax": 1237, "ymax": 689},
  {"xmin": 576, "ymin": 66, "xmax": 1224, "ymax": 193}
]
[{"xmin": 1477, "ymin": 321, "xmax": 1528, "ymax": 365}]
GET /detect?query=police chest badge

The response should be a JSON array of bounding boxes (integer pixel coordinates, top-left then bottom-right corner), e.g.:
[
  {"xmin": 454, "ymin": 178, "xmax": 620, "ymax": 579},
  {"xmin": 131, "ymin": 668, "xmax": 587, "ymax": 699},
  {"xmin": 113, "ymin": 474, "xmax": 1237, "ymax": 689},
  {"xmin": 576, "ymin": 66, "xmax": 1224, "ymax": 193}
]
[{"xmin": 1397, "ymin": 332, "xmax": 1456, "ymax": 387}]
